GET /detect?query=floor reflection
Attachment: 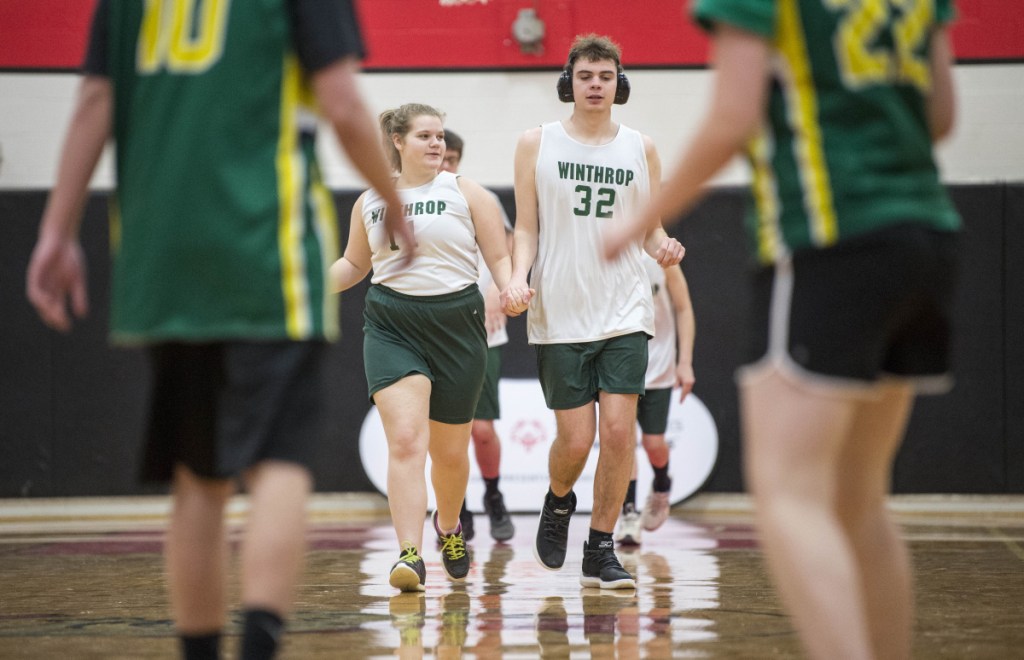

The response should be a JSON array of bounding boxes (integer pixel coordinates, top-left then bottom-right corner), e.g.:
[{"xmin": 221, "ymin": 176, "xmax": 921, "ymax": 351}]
[{"xmin": 1, "ymin": 504, "xmax": 1022, "ymax": 658}]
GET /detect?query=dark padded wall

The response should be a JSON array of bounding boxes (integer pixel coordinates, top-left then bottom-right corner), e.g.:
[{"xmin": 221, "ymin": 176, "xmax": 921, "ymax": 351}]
[
  {"xmin": 1003, "ymin": 185, "xmax": 1024, "ymax": 490},
  {"xmin": 1, "ymin": 185, "xmax": 1021, "ymax": 497},
  {"xmin": 892, "ymin": 186, "xmax": 1009, "ymax": 492}
]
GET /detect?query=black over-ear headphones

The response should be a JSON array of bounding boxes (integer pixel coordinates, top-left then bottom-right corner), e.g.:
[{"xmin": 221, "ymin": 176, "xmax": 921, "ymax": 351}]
[{"xmin": 557, "ymin": 62, "xmax": 631, "ymax": 105}]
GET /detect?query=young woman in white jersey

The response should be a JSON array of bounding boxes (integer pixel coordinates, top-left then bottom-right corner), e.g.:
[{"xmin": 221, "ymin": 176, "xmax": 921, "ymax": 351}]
[
  {"xmin": 505, "ymin": 34, "xmax": 684, "ymax": 590},
  {"xmin": 330, "ymin": 103, "xmax": 528, "ymax": 592}
]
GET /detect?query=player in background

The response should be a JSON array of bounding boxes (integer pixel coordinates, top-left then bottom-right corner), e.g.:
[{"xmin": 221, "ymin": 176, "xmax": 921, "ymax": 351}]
[
  {"xmin": 615, "ymin": 258, "xmax": 695, "ymax": 545},
  {"xmin": 440, "ymin": 129, "xmax": 516, "ymax": 543}
]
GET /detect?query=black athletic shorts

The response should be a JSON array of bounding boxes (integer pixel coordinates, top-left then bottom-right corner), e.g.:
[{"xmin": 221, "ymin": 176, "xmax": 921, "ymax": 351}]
[
  {"xmin": 742, "ymin": 223, "xmax": 961, "ymax": 392},
  {"xmin": 141, "ymin": 341, "xmax": 328, "ymax": 483}
]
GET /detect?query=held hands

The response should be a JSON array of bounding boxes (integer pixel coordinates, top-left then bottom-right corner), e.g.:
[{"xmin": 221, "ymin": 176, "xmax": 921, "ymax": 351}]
[
  {"xmin": 26, "ymin": 233, "xmax": 89, "ymax": 332},
  {"xmin": 500, "ymin": 281, "xmax": 534, "ymax": 317}
]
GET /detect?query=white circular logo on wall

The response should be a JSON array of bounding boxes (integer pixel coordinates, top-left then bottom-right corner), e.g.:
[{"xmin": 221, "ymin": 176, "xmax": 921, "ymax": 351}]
[{"xmin": 359, "ymin": 378, "xmax": 718, "ymax": 513}]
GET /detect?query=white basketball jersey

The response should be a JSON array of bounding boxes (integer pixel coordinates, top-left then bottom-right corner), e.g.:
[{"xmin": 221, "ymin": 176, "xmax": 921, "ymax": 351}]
[
  {"xmin": 363, "ymin": 171, "xmax": 478, "ymax": 296},
  {"xmin": 645, "ymin": 256, "xmax": 676, "ymax": 389},
  {"xmin": 528, "ymin": 121, "xmax": 654, "ymax": 343}
]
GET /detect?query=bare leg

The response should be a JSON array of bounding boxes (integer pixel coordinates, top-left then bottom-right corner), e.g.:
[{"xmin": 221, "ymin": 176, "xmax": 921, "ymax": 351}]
[
  {"xmin": 376, "ymin": 375, "xmax": 432, "ymax": 551},
  {"xmin": 591, "ymin": 392, "xmax": 639, "ymax": 533},
  {"xmin": 549, "ymin": 403, "xmax": 597, "ymax": 497},
  {"xmin": 429, "ymin": 419, "xmax": 473, "ymax": 532},
  {"xmin": 470, "ymin": 419, "xmax": 501, "ymax": 479},
  {"xmin": 640, "ymin": 432, "xmax": 669, "ymax": 469},
  {"xmin": 239, "ymin": 460, "xmax": 313, "ymax": 614},
  {"xmin": 741, "ymin": 367, "xmax": 873, "ymax": 660},
  {"xmin": 165, "ymin": 465, "xmax": 234, "ymax": 634},
  {"xmin": 836, "ymin": 381, "xmax": 915, "ymax": 660}
]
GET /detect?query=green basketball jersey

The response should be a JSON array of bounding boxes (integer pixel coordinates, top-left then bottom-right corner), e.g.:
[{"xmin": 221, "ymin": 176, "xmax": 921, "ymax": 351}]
[
  {"xmin": 692, "ymin": 0, "xmax": 961, "ymax": 264},
  {"xmin": 99, "ymin": 0, "xmax": 341, "ymax": 342}
]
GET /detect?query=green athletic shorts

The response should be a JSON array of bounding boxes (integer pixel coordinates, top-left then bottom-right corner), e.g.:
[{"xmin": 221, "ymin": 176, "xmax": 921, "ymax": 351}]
[
  {"xmin": 363, "ymin": 284, "xmax": 487, "ymax": 424},
  {"xmin": 536, "ymin": 331, "xmax": 649, "ymax": 410},
  {"xmin": 473, "ymin": 346, "xmax": 502, "ymax": 420},
  {"xmin": 636, "ymin": 387, "xmax": 672, "ymax": 435}
]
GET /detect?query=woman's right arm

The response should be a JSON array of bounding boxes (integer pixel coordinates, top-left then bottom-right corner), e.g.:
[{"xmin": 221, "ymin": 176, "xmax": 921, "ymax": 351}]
[{"xmin": 329, "ymin": 194, "xmax": 373, "ymax": 292}]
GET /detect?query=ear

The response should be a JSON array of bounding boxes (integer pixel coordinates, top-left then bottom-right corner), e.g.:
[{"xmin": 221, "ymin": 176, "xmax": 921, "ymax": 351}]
[{"xmin": 391, "ymin": 133, "xmax": 403, "ymax": 150}]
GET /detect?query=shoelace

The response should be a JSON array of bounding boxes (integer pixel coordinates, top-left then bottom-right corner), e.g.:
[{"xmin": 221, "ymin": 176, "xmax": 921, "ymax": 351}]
[
  {"xmin": 440, "ymin": 533, "xmax": 466, "ymax": 560},
  {"xmin": 540, "ymin": 506, "xmax": 571, "ymax": 542},
  {"xmin": 591, "ymin": 548, "xmax": 626, "ymax": 572},
  {"xmin": 399, "ymin": 546, "xmax": 421, "ymax": 565}
]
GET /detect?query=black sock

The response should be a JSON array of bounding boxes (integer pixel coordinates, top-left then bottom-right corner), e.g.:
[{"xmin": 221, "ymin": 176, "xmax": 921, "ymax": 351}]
[
  {"xmin": 484, "ymin": 477, "xmax": 500, "ymax": 496},
  {"xmin": 180, "ymin": 631, "xmax": 220, "ymax": 660},
  {"xmin": 547, "ymin": 488, "xmax": 573, "ymax": 508},
  {"xmin": 241, "ymin": 608, "xmax": 284, "ymax": 660},
  {"xmin": 652, "ymin": 463, "xmax": 672, "ymax": 492},
  {"xmin": 588, "ymin": 528, "xmax": 614, "ymax": 550},
  {"xmin": 623, "ymin": 479, "xmax": 637, "ymax": 512}
]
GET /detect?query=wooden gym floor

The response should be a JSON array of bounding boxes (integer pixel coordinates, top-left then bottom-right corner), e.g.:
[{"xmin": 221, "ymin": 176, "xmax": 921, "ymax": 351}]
[{"xmin": 1, "ymin": 493, "xmax": 1022, "ymax": 658}]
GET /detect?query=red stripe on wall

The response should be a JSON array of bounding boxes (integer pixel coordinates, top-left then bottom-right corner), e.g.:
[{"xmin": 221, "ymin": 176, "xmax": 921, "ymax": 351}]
[
  {"xmin": 0, "ymin": 0, "xmax": 98, "ymax": 69},
  {"xmin": 0, "ymin": 0, "xmax": 1019, "ymax": 71}
]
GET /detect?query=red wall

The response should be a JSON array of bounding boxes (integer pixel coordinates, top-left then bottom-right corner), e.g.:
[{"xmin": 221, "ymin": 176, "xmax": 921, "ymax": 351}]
[{"xmin": 0, "ymin": 0, "xmax": 1020, "ymax": 70}]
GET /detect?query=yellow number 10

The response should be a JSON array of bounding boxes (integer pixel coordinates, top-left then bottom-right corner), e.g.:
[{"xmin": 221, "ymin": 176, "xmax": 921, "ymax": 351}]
[
  {"xmin": 826, "ymin": 0, "xmax": 933, "ymax": 92},
  {"xmin": 137, "ymin": 0, "xmax": 231, "ymax": 74}
]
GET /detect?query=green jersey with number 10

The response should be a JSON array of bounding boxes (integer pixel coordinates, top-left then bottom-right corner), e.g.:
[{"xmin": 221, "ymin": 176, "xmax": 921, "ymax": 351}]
[{"xmin": 102, "ymin": 0, "xmax": 340, "ymax": 343}]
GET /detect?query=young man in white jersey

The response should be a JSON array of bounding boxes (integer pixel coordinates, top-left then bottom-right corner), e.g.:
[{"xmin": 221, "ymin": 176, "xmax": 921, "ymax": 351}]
[{"xmin": 505, "ymin": 34, "xmax": 684, "ymax": 589}]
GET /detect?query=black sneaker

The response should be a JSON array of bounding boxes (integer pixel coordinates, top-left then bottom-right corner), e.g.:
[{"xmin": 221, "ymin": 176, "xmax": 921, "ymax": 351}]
[
  {"xmin": 580, "ymin": 540, "xmax": 635, "ymax": 589},
  {"xmin": 459, "ymin": 500, "xmax": 475, "ymax": 542},
  {"xmin": 436, "ymin": 501, "xmax": 474, "ymax": 549},
  {"xmin": 483, "ymin": 490, "xmax": 515, "ymax": 541},
  {"xmin": 533, "ymin": 490, "xmax": 576, "ymax": 570},
  {"xmin": 433, "ymin": 511, "xmax": 470, "ymax": 581},
  {"xmin": 389, "ymin": 544, "xmax": 426, "ymax": 592}
]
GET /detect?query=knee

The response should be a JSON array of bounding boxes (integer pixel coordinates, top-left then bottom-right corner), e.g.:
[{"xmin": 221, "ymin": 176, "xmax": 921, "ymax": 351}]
[
  {"xmin": 743, "ymin": 449, "xmax": 813, "ymax": 507},
  {"xmin": 835, "ymin": 487, "xmax": 887, "ymax": 529},
  {"xmin": 471, "ymin": 420, "xmax": 498, "ymax": 447},
  {"xmin": 597, "ymin": 423, "xmax": 636, "ymax": 454},
  {"xmin": 640, "ymin": 434, "xmax": 666, "ymax": 453},
  {"xmin": 388, "ymin": 429, "xmax": 427, "ymax": 463},
  {"xmin": 557, "ymin": 431, "xmax": 596, "ymax": 462}
]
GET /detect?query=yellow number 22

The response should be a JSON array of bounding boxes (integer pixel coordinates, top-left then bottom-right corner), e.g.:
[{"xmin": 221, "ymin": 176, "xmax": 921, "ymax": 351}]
[{"xmin": 826, "ymin": 0, "xmax": 934, "ymax": 92}]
